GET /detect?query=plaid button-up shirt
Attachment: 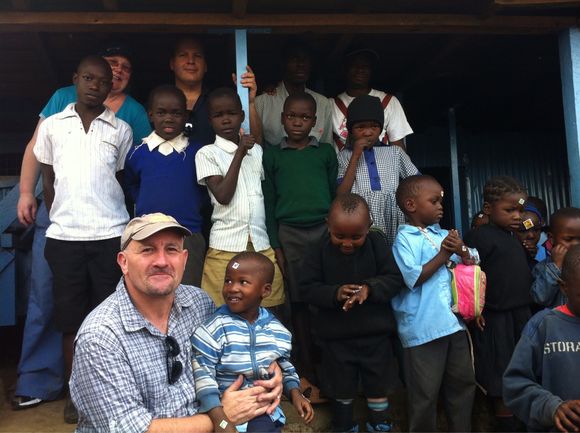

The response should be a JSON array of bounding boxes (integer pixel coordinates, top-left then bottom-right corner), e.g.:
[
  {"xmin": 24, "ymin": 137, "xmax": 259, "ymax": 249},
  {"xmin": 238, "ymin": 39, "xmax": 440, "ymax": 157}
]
[{"xmin": 70, "ymin": 279, "xmax": 215, "ymax": 433}]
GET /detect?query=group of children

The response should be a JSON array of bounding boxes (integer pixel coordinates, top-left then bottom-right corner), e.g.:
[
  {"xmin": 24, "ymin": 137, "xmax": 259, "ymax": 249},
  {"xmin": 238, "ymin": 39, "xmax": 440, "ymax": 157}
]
[{"xmin": 35, "ymin": 52, "xmax": 580, "ymax": 433}]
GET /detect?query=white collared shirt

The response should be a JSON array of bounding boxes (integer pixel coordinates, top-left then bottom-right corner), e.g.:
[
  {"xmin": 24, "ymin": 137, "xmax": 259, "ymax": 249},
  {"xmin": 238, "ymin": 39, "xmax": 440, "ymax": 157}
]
[
  {"xmin": 34, "ymin": 103, "xmax": 133, "ymax": 241},
  {"xmin": 255, "ymin": 82, "xmax": 333, "ymax": 147},
  {"xmin": 195, "ymin": 135, "xmax": 270, "ymax": 252},
  {"xmin": 143, "ymin": 131, "xmax": 189, "ymax": 156}
]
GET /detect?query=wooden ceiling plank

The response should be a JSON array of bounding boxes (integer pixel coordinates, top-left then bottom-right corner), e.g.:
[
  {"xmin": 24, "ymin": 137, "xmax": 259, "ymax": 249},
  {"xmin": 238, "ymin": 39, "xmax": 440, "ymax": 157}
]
[
  {"xmin": 232, "ymin": 0, "xmax": 248, "ymax": 18},
  {"xmin": 0, "ymin": 12, "xmax": 577, "ymax": 34}
]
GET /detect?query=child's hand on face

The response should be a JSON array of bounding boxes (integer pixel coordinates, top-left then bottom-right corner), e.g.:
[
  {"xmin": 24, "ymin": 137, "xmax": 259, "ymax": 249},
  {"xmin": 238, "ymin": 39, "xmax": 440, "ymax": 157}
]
[
  {"xmin": 237, "ymin": 133, "xmax": 255, "ymax": 155},
  {"xmin": 552, "ymin": 244, "xmax": 569, "ymax": 270},
  {"xmin": 290, "ymin": 389, "xmax": 314, "ymax": 424},
  {"xmin": 554, "ymin": 400, "xmax": 580, "ymax": 432},
  {"xmin": 352, "ymin": 137, "xmax": 372, "ymax": 156},
  {"xmin": 338, "ymin": 284, "xmax": 369, "ymax": 312}
]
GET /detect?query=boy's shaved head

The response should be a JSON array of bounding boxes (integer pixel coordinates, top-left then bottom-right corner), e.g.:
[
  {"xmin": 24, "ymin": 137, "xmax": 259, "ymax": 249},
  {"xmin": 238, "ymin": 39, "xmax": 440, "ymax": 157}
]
[
  {"xmin": 550, "ymin": 207, "xmax": 580, "ymax": 234},
  {"xmin": 329, "ymin": 193, "xmax": 370, "ymax": 217},
  {"xmin": 208, "ymin": 87, "xmax": 242, "ymax": 111},
  {"xmin": 147, "ymin": 84, "xmax": 186, "ymax": 110},
  {"xmin": 283, "ymin": 92, "xmax": 316, "ymax": 113},
  {"xmin": 561, "ymin": 244, "xmax": 580, "ymax": 283},
  {"xmin": 396, "ymin": 174, "xmax": 439, "ymax": 212},
  {"xmin": 229, "ymin": 252, "xmax": 274, "ymax": 284},
  {"xmin": 77, "ymin": 55, "xmax": 112, "ymax": 79}
]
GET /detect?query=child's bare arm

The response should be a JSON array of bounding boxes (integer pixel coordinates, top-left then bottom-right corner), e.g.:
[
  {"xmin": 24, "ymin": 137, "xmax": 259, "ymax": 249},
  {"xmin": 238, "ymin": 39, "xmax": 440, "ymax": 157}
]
[
  {"xmin": 415, "ymin": 244, "xmax": 452, "ymax": 287},
  {"xmin": 336, "ymin": 139, "xmax": 366, "ymax": 195},
  {"xmin": 207, "ymin": 407, "xmax": 237, "ymax": 433},
  {"xmin": 40, "ymin": 163, "xmax": 55, "ymax": 213},
  {"xmin": 290, "ymin": 388, "xmax": 314, "ymax": 424},
  {"xmin": 204, "ymin": 135, "xmax": 255, "ymax": 205}
]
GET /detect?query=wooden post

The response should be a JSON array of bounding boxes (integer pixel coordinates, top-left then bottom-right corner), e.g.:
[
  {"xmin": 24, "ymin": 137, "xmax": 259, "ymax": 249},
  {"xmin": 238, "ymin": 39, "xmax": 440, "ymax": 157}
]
[{"xmin": 559, "ymin": 27, "xmax": 580, "ymax": 206}]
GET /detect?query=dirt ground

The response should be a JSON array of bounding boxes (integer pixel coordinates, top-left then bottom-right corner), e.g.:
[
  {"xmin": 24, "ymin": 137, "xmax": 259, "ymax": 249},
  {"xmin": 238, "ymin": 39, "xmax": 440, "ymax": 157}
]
[{"xmin": 1, "ymin": 361, "xmax": 494, "ymax": 433}]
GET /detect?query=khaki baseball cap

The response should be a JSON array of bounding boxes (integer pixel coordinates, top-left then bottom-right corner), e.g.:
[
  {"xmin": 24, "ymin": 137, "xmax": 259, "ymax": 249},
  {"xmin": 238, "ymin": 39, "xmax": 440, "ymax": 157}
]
[{"xmin": 120, "ymin": 213, "xmax": 191, "ymax": 250}]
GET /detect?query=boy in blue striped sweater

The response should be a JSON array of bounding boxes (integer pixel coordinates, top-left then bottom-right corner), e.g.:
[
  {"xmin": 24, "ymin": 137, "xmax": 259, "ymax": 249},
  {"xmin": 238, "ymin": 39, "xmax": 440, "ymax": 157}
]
[{"xmin": 192, "ymin": 252, "xmax": 313, "ymax": 433}]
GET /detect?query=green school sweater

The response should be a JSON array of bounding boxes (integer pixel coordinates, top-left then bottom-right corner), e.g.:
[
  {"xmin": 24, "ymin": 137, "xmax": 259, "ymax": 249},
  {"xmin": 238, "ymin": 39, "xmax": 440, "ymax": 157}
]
[{"xmin": 262, "ymin": 140, "xmax": 338, "ymax": 249}]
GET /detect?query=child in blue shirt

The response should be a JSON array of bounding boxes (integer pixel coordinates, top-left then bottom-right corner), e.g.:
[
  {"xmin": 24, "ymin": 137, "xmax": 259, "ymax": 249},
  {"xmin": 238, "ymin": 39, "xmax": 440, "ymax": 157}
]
[
  {"xmin": 504, "ymin": 244, "xmax": 580, "ymax": 432},
  {"xmin": 391, "ymin": 174, "xmax": 477, "ymax": 432},
  {"xmin": 531, "ymin": 207, "xmax": 580, "ymax": 308},
  {"xmin": 192, "ymin": 252, "xmax": 313, "ymax": 433},
  {"xmin": 124, "ymin": 85, "xmax": 207, "ymax": 286}
]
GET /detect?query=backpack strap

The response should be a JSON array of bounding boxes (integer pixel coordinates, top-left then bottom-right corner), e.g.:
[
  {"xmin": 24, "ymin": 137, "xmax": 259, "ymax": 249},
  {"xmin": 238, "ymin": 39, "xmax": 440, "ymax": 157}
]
[
  {"xmin": 333, "ymin": 133, "xmax": 346, "ymax": 151},
  {"xmin": 333, "ymin": 96, "xmax": 349, "ymax": 151},
  {"xmin": 380, "ymin": 94, "xmax": 392, "ymax": 144},
  {"xmin": 334, "ymin": 96, "xmax": 348, "ymax": 117}
]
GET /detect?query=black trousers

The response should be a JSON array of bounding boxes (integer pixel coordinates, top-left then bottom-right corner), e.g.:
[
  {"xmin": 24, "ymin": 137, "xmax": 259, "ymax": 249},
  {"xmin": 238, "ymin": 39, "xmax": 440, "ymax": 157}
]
[
  {"xmin": 45, "ymin": 237, "xmax": 121, "ymax": 333},
  {"xmin": 403, "ymin": 331, "xmax": 476, "ymax": 432}
]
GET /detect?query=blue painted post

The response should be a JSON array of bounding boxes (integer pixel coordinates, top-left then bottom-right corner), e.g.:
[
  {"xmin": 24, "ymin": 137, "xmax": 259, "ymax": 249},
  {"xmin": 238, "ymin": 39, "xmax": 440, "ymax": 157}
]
[
  {"xmin": 448, "ymin": 107, "xmax": 464, "ymax": 234},
  {"xmin": 559, "ymin": 28, "xmax": 580, "ymax": 207},
  {"xmin": 235, "ymin": 29, "xmax": 250, "ymax": 133}
]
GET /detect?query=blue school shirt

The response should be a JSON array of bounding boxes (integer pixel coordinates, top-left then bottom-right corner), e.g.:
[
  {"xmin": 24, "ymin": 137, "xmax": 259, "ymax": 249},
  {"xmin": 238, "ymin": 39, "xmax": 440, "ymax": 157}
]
[
  {"xmin": 40, "ymin": 85, "xmax": 151, "ymax": 145},
  {"xmin": 391, "ymin": 223, "xmax": 464, "ymax": 348}
]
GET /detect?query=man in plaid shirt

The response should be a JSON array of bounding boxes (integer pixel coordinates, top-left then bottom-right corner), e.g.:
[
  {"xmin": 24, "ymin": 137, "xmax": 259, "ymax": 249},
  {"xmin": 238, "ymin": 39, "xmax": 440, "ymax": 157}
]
[{"xmin": 70, "ymin": 213, "xmax": 283, "ymax": 433}]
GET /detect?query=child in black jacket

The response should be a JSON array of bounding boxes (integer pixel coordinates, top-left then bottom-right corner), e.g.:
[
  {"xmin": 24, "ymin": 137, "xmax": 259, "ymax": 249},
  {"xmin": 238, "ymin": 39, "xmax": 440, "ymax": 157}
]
[{"xmin": 300, "ymin": 193, "xmax": 404, "ymax": 432}]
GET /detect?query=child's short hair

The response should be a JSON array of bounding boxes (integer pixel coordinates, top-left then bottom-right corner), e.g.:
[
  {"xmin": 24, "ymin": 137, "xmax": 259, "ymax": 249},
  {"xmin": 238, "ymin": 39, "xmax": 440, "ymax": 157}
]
[
  {"xmin": 483, "ymin": 176, "xmax": 526, "ymax": 203},
  {"xmin": 395, "ymin": 174, "xmax": 439, "ymax": 212},
  {"xmin": 229, "ymin": 251, "xmax": 274, "ymax": 284},
  {"xmin": 147, "ymin": 84, "xmax": 186, "ymax": 110},
  {"xmin": 283, "ymin": 92, "xmax": 317, "ymax": 114},
  {"xmin": 561, "ymin": 244, "xmax": 580, "ymax": 282},
  {"xmin": 550, "ymin": 207, "xmax": 580, "ymax": 233},
  {"xmin": 207, "ymin": 87, "xmax": 242, "ymax": 110},
  {"xmin": 330, "ymin": 193, "xmax": 370, "ymax": 216},
  {"xmin": 77, "ymin": 55, "xmax": 112, "ymax": 77}
]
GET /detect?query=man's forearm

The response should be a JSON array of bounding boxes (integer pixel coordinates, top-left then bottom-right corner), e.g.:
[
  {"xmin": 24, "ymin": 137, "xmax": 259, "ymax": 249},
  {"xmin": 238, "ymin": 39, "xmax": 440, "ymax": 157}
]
[{"xmin": 147, "ymin": 414, "xmax": 213, "ymax": 433}]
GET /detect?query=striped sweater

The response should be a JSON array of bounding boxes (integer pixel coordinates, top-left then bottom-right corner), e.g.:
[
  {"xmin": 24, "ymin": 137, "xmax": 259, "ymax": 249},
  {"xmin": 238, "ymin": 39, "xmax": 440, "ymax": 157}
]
[{"xmin": 191, "ymin": 305, "xmax": 300, "ymax": 424}]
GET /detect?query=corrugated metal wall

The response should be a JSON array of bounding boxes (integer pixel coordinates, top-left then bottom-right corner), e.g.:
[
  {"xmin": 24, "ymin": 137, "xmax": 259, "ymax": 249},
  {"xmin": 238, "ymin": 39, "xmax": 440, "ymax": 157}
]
[
  {"xmin": 408, "ymin": 128, "xmax": 571, "ymax": 228},
  {"xmin": 461, "ymin": 130, "xmax": 570, "ymax": 223}
]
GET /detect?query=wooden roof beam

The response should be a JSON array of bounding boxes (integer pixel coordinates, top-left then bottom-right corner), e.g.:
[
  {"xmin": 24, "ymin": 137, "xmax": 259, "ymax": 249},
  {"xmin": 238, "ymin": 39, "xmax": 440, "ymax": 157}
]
[{"xmin": 0, "ymin": 12, "xmax": 577, "ymax": 34}]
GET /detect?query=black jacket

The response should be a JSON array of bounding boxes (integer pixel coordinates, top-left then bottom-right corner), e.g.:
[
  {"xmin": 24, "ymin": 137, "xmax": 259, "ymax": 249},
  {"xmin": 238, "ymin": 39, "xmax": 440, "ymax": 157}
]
[{"xmin": 299, "ymin": 230, "xmax": 404, "ymax": 340}]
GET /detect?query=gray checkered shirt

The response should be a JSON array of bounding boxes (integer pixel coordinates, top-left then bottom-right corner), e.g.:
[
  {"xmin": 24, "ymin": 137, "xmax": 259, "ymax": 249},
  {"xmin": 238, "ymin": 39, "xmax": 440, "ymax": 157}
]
[
  {"xmin": 338, "ymin": 144, "xmax": 418, "ymax": 245},
  {"xmin": 70, "ymin": 279, "xmax": 215, "ymax": 433}
]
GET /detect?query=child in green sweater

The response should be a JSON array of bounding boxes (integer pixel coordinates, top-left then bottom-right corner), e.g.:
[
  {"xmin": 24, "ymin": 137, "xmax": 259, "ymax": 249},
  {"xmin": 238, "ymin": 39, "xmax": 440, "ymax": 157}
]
[{"xmin": 262, "ymin": 92, "xmax": 337, "ymax": 401}]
